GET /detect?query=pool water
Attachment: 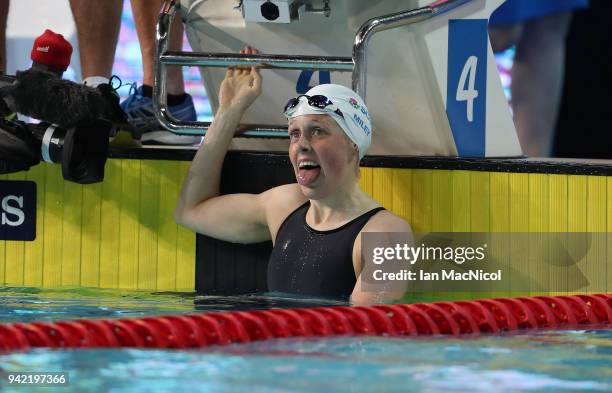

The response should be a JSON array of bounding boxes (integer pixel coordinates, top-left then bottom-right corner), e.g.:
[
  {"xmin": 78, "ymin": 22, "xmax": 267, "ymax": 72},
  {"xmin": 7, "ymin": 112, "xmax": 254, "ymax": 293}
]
[
  {"xmin": 0, "ymin": 288, "xmax": 611, "ymax": 393},
  {"xmin": 0, "ymin": 287, "xmax": 347, "ymax": 322}
]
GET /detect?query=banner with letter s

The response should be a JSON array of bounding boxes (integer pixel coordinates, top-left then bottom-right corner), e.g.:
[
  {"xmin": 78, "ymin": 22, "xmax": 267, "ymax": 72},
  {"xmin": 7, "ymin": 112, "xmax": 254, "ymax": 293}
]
[{"xmin": 0, "ymin": 180, "xmax": 36, "ymax": 241}]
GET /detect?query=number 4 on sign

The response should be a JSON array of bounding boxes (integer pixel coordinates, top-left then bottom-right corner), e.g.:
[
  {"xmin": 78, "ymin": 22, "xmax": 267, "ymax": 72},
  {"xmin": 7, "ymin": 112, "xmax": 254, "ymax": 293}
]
[{"xmin": 456, "ymin": 56, "xmax": 479, "ymax": 122}]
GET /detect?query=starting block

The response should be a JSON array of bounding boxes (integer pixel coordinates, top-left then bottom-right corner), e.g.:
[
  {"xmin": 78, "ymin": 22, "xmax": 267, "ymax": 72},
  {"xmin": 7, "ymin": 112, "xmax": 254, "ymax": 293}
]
[{"xmin": 156, "ymin": 0, "xmax": 521, "ymax": 157}]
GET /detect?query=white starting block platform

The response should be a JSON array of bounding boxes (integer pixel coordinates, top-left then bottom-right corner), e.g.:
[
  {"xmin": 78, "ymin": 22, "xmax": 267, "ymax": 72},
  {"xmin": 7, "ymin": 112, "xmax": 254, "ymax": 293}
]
[{"xmin": 172, "ymin": 0, "xmax": 520, "ymax": 157}]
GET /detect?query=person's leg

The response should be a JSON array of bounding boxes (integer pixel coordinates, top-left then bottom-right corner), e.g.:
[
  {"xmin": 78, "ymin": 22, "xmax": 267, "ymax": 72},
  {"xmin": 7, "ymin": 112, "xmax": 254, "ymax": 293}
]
[
  {"xmin": 0, "ymin": 0, "xmax": 9, "ymax": 73},
  {"xmin": 511, "ymin": 12, "xmax": 573, "ymax": 157},
  {"xmin": 69, "ymin": 0, "xmax": 123, "ymax": 85},
  {"xmin": 122, "ymin": 0, "xmax": 197, "ymax": 144},
  {"xmin": 130, "ymin": 0, "xmax": 184, "ymax": 94}
]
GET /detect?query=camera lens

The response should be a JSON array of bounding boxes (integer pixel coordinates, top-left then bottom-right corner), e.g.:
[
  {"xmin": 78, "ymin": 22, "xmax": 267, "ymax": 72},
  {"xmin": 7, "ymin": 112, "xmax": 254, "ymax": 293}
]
[{"xmin": 261, "ymin": 1, "xmax": 280, "ymax": 21}]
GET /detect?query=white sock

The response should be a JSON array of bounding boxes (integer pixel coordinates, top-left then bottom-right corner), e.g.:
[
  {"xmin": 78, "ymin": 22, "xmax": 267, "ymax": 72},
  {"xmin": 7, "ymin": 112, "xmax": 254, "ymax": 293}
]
[{"xmin": 82, "ymin": 76, "xmax": 110, "ymax": 88}]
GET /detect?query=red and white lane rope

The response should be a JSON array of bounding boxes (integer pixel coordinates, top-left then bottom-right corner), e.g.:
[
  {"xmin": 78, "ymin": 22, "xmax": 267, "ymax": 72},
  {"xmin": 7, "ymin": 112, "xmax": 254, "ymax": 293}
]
[{"xmin": 1, "ymin": 294, "xmax": 610, "ymax": 351}]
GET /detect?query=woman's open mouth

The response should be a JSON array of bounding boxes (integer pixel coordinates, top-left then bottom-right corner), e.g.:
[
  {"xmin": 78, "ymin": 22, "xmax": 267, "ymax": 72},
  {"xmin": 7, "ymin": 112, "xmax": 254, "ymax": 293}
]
[{"xmin": 297, "ymin": 160, "xmax": 321, "ymax": 186}]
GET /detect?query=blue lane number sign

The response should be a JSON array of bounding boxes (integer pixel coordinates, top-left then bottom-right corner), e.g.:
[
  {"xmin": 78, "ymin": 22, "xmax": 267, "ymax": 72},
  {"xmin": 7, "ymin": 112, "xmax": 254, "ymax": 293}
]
[
  {"xmin": 447, "ymin": 19, "xmax": 488, "ymax": 157},
  {"xmin": 0, "ymin": 180, "xmax": 36, "ymax": 241},
  {"xmin": 456, "ymin": 55, "xmax": 479, "ymax": 122}
]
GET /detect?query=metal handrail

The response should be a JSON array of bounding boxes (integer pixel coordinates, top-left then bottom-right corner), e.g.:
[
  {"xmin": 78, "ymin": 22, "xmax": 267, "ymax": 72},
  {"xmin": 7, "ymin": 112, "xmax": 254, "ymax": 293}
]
[
  {"xmin": 160, "ymin": 52, "xmax": 354, "ymax": 71},
  {"xmin": 154, "ymin": 0, "xmax": 474, "ymax": 136},
  {"xmin": 352, "ymin": 0, "xmax": 471, "ymax": 97}
]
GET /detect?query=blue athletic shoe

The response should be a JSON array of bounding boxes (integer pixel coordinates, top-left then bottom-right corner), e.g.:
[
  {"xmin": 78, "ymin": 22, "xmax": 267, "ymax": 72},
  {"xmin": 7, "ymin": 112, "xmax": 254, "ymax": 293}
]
[{"xmin": 120, "ymin": 83, "xmax": 201, "ymax": 145}]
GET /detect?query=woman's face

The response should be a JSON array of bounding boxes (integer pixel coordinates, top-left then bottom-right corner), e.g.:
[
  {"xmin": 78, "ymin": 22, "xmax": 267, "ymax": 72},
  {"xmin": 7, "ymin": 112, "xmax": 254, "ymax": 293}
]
[{"xmin": 287, "ymin": 114, "xmax": 358, "ymax": 199}]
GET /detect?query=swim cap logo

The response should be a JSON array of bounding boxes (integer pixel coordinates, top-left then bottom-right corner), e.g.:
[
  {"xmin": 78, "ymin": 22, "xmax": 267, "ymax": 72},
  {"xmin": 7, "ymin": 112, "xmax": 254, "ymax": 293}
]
[
  {"xmin": 352, "ymin": 113, "xmax": 371, "ymax": 136},
  {"xmin": 360, "ymin": 106, "xmax": 370, "ymax": 120},
  {"xmin": 349, "ymin": 97, "xmax": 370, "ymax": 120}
]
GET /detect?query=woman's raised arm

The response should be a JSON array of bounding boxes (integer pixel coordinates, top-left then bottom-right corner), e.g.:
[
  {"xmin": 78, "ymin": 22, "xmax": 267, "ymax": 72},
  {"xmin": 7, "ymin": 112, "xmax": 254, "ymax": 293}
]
[{"xmin": 174, "ymin": 46, "xmax": 269, "ymax": 244}]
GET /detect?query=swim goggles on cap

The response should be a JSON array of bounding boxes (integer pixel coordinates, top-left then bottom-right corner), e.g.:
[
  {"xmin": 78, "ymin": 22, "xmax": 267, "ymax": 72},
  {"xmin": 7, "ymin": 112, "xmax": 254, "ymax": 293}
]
[{"xmin": 283, "ymin": 95, "xmax": 344, "ymax": 119}]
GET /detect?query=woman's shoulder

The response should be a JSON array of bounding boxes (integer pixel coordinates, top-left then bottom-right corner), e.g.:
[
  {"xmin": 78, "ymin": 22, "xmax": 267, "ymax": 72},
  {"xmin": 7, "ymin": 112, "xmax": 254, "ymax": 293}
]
[
  {"xmin": 362, "ymin": 209, "xmax": 412, "ymax": 233},
  {"xmin": 263, "ymin": 183, "xmax": 307, "ymax": 208},
  {"xmin": 355, "ymin": 194, "xmax": 411, "ymax": 233},
  {"xmin": 261, "ymin": 183, "xmax": 308, "ymax": 241}
]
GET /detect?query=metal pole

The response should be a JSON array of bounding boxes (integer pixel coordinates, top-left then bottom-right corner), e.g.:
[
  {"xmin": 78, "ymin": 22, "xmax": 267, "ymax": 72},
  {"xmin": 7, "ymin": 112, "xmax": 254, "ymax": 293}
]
[
  {"xmin": 160, "ymin": 52, "xmax": 354, "ymax": 71},
  {"xmin": 153, "ymin": 0, "xmax": 177, "ymax": 133},
  {"xmin": 351, "ymin": 0, "xmax": 473, "ymax": 100}
]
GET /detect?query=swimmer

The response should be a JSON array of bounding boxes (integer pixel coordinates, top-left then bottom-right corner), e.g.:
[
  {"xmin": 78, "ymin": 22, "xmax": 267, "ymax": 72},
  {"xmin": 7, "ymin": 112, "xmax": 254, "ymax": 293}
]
[{"xmin": 174, "ymin": 46, "xmax": 412, "ymax": 305}]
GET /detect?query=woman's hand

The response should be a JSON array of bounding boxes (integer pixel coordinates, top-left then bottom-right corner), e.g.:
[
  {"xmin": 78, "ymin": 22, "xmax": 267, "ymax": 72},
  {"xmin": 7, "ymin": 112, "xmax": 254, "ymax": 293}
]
[{"xmin": 218, "ymin": 46, "xmax": 262, "ymax": 113}]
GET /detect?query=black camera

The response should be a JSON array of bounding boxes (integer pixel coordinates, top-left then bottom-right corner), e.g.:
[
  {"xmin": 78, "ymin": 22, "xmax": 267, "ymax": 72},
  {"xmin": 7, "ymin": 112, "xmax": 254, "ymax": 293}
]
[{"xmin": 0, "ymin": 118, "xmax": 111, "ymax": 184}]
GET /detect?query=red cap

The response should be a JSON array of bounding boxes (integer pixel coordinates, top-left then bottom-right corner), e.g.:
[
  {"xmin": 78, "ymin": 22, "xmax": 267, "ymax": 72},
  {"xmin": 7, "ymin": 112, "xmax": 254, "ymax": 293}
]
[{"xmin": 30, "ymin": 29, "xmax": 73, "ymax": 71}]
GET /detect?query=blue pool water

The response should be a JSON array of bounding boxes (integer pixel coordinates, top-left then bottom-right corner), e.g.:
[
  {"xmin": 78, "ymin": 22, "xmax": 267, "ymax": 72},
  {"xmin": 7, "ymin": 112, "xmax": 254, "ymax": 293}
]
[
  {"xmin": 0, "ymin": 287, "xmax": 346, "ymax": 322},
  {"xmin": 0, "ymin": 288, "xmax": 611, "ymax": 393}
]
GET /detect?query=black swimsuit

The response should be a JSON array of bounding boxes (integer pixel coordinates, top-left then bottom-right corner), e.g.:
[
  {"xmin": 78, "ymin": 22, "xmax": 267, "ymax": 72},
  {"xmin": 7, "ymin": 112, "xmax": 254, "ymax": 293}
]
[{"xmin": 267, "ymin": 202, "xmax": 385, "ymax": 299}]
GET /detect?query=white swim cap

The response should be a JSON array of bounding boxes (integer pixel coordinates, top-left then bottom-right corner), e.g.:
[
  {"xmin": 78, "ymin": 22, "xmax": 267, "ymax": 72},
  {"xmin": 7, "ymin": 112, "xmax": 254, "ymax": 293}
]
[{"xmin": 283, "ymin": 84, "xmax": 372, "ymax": 159}]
